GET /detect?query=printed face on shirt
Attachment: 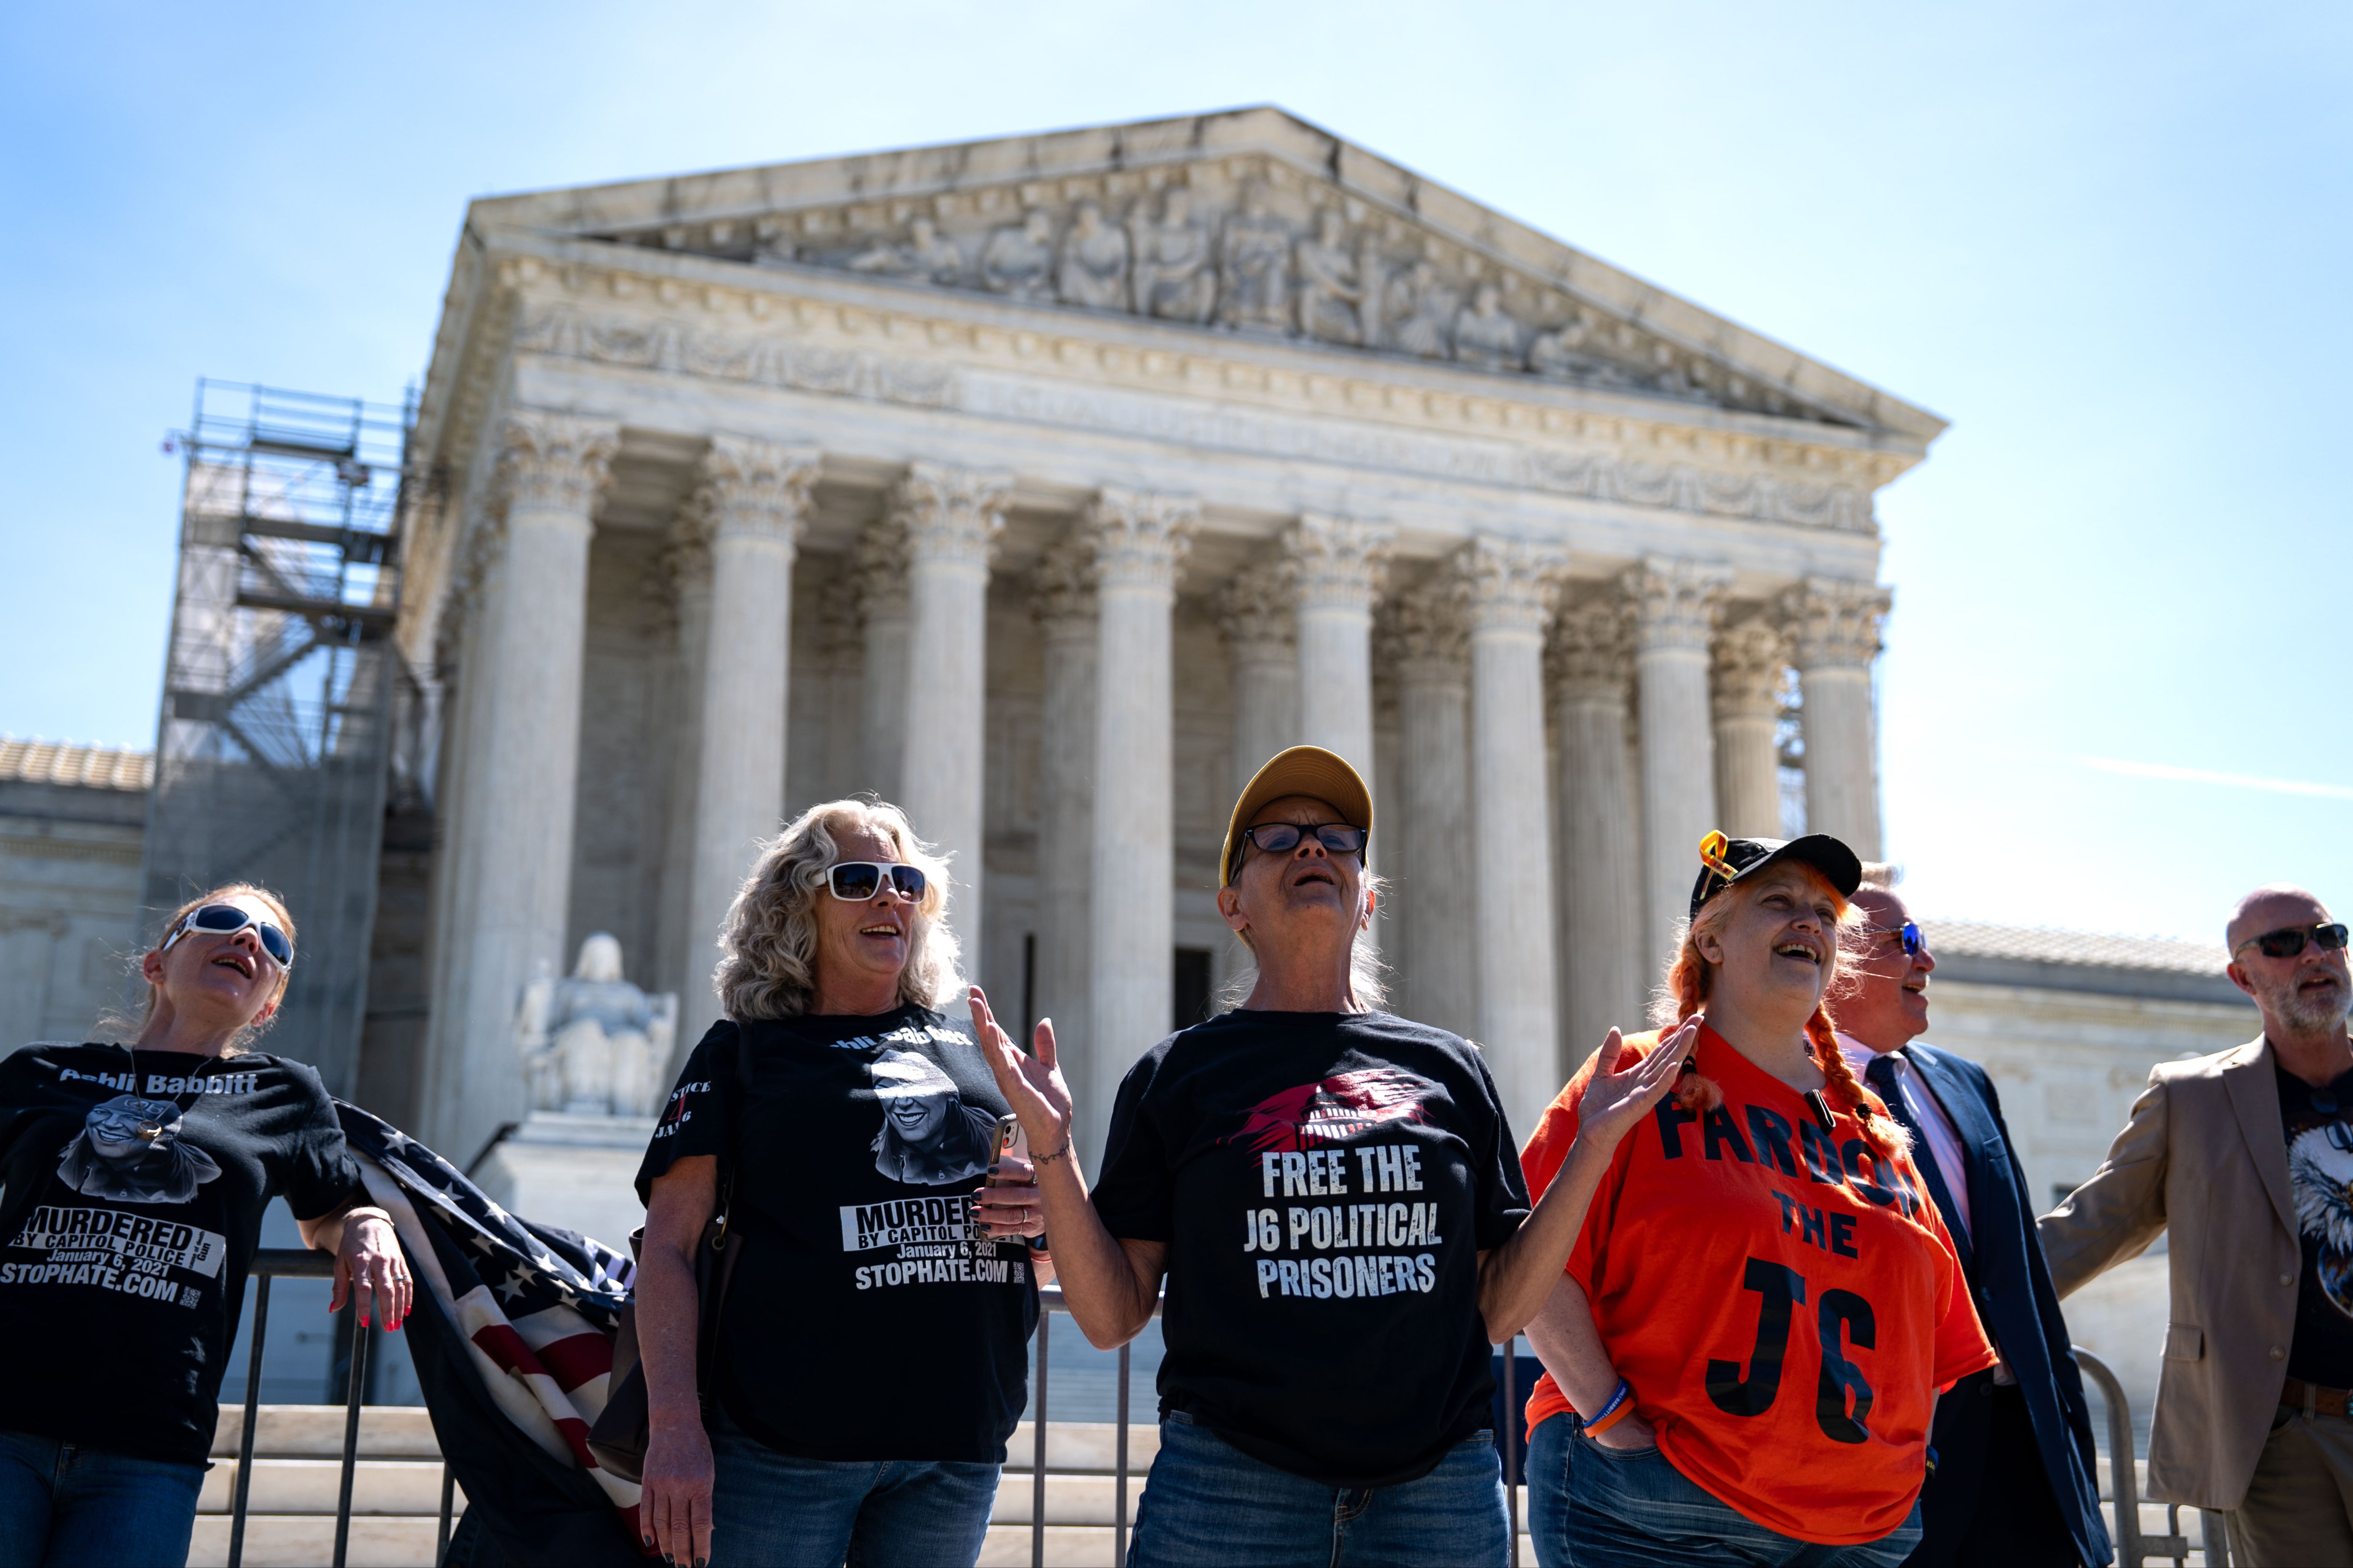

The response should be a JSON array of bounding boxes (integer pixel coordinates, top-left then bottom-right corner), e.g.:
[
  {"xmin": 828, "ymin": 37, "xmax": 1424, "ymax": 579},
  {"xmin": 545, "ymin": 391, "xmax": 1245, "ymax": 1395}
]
[
  {"xmin": 55, "ymin": 1095, "xmax": 224, "ymax": 1205},
  {"xmin": 867, "ymin": 1049, "xmax": 993, "ymax": 1186},
  {"xmin": 2291, "ymin": 1117, "xmax": 2353, "ymax": 1316}
]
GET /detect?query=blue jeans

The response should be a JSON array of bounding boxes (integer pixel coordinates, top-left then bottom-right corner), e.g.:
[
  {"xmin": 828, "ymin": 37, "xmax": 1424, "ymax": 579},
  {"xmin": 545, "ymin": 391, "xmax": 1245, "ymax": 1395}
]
[
  {"xmin": 1129, "ymin": 1410, "xmax": 1508, "ymax": 1567},
  {"xmin": 705, "ymin": 1402, "xmax": 1001, "ymax": 1568},
  {"xmin": 0, "ymin": 1428, "xmax": 204, "ymax": 1568},
  {"xmin": 1526, "ymin": 1414, "xmax": 1921, "ymax": 1568}
]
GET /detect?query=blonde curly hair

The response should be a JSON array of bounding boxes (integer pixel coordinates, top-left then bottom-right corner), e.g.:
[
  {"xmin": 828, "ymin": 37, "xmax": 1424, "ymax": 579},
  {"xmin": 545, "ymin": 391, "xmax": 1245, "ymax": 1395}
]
[{"xmin": 714, "ymin": 799, "xmax": 962, "ymax": 1020}]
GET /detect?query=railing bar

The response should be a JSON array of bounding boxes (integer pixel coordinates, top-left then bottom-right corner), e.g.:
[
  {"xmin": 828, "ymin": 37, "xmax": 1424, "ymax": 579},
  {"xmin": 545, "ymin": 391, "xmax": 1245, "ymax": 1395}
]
[
  {"xmin": 1116, "ymin": 1340, "xmax": 1132, "ymax": 1567},
  {"xmin": 333, "ymin": 1313, "xmax": 369, "ymax": 1568},
  {"xmin": 436, "ymin": 1462, "xmax": 456, "ymax": 1566},
  {"xmin": 2072, "ymin": 1347, "xmax": 2144, "ymax": 1568},
  {"xmin": 1031, "ymin": 1306, "xmax": 1048, "ymax": 1568},
  {"xmin": 1504, "ymin": 1333, "xmax": 1520, "ymax": 1568},
  {"xmin": 228, "ymin": 1273, "xmax": 271, "ymax": 1568}
]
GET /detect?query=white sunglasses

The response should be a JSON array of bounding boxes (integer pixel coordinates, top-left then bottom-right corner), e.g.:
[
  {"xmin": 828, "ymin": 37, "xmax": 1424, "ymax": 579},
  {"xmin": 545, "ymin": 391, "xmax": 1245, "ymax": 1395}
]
[{"xmin": 827, "ymin": 862, "xmax": 927, "ymax": 902}]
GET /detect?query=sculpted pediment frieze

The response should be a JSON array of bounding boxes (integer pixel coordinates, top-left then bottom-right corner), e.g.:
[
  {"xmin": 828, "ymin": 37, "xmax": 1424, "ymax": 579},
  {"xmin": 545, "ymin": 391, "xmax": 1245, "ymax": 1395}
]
[{"xmin": 574, "ymin": 157, "xmax": 1845, "ymax": 427}]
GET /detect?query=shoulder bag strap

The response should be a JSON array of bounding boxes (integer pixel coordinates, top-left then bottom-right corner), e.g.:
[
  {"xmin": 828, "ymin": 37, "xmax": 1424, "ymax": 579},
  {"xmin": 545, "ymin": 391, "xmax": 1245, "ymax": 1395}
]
[{"xmin": 695, "ymin": 1024, "xmax": 756, "ymax": 1398}]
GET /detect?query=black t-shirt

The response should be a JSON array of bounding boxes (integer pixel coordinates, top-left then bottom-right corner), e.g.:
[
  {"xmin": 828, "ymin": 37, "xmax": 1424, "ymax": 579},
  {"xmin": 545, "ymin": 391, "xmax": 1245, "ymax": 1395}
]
[
  {"xmin": 2279, "ymin": 1061, "xmax": 2353, "ymax": 1387},
  {"xmin": 1091, "ymin": 1009, "xmax": 1531, "ymax": 1488},
  {"xmin": 0, "ymin": 1044, "xmax": 361, "ymax": 1465},
  {"xmin": 635, "ymin": 1006, "xmax": 1037, "ymax": 1463}
]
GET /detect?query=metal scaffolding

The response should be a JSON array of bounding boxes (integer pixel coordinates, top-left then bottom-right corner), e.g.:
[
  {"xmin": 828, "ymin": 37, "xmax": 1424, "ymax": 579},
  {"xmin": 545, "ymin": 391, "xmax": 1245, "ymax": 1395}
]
[{"xmin": 141, "ymin": 381, "xmax": 415, "ymax": 1095}]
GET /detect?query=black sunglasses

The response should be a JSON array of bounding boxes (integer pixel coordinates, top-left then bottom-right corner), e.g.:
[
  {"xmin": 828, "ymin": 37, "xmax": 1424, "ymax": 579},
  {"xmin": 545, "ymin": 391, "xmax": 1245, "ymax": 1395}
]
[
  {"xmin": 2235, "ymin": 923, "xmax": 2351, "ymax": 960},
  {"xmin": 1867, "ymin": 921, "xmax": 1923, "ymax": 957},
  {"xmin": 163, "ymin": 904, "xmax": 294, "ymax": 968},
  {"xmin": 828, "ymin": 862, "xmax": 927, "ymax": 903},
  {"xmin": 1239, "ymin": 821, "xmax": 1367, "ymax": 858}
]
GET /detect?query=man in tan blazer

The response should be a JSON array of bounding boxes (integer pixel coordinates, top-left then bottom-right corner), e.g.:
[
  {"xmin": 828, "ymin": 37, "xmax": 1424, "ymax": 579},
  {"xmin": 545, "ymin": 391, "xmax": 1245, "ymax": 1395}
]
[{"xmin": 2040, "ymin": 884, "xmax": 2353, "ymax": 1566}]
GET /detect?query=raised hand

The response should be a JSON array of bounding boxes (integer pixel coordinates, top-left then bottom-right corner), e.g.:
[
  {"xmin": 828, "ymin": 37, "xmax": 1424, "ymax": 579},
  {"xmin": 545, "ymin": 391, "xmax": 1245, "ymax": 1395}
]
[
  {"xmin": 970, "ymin": 987, "xmax": 1073, "ymax": 1154},
  {"xmin": 1575, "ymin": 1020, "xmax": 1697, "ymax": 1157}
]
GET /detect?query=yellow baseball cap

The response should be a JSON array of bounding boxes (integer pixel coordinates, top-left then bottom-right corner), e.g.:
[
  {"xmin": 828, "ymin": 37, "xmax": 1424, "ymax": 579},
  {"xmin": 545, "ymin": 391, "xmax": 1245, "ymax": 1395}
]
[{"xmin": 1220, "ymin": 746, "xmax": 1374, "ymax": 888}]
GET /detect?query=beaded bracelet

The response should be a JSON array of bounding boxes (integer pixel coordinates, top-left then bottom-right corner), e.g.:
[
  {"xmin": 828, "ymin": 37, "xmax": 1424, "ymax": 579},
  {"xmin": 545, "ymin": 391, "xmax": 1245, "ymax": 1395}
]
[{"xmin": 1585, "ymin": 1377, "xmax": 1636, "ymax": 1436}]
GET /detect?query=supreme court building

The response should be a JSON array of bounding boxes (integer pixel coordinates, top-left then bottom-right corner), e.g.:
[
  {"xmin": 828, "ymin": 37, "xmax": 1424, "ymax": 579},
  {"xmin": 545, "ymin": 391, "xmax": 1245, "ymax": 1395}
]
[{"xmin": 390, "ymin": 107, "xmax": 1943, "ymax": 1175}]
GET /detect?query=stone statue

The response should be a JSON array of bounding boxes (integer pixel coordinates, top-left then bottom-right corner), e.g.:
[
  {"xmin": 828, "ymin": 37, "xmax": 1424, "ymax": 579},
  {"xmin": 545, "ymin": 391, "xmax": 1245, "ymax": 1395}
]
[
  {"xmin": 1055, "ymin": 200, "xmax": 1130, "ymax": 310},
  {"xmin": 847, "ymin": 216, "xmax": 963, "ymax": 286},
  {"xmin": 516, "ymin": 933, "xmax": 677, "ymax": 1119},
  {"xmin": 980, "ymin": 210, "xmax": 1056, "ymax": 301},
  {"xmin": 1217, "ymin": 182, "xmax": 1292, "ymax": 331},
  {"xmin": 1128, "ymin": 187, "xmax": 1217, "ymax": 323},
  {"xmin": 1294, "ymin": 210, "xmax": 1373, "ymax": 346},
  {"xmin": 1527, "ymin": 310, "xmax": 1594, "ymax": 379},
  {"xmin": 1451, "ymin": 283, "xmax": 1523, "ymax": 372},
  {"xmin": 1384, "ymin": 260, "xmax": 1455, "ymax": 360}
]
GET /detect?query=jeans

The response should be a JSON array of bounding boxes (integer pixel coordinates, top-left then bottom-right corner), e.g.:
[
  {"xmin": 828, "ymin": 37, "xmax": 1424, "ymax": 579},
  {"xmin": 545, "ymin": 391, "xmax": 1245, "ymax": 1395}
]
[
  {"xmin": 0, "ymin": 1428, "xmax": 205, "ymax": 1568},
  {"xmin": 704, "ymin": 1401, "xmax": 1001, "ymax": 1568},
  {"xmin": 1525, "ymin": 1414, "xmax": 1921, "ymax": 1568},
  {"xmin": 1128, "ymin": 1410, "xmax": 1509, "ymax": 1567}
]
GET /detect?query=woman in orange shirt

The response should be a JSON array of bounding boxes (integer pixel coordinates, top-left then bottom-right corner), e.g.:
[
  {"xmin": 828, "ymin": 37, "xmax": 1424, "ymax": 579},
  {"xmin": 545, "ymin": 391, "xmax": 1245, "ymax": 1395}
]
[{"xmin": 1518, "ymin": 833, "xmax": 1994, "ymax": 1568}]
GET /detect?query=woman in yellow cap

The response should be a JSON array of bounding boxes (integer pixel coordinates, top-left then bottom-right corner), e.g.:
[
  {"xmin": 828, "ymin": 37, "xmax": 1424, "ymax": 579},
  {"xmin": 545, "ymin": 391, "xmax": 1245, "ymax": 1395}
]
[{"xmin": 974, "ymin": 746, "xmax": 1688, "ymax": 1566}]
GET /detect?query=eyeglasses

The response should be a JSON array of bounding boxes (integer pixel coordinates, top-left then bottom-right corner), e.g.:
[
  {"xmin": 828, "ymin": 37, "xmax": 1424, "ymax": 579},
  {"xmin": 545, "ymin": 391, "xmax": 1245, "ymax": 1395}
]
[
  {"xmin": 2233, "ymin": 922, "xmax": 2351, "ymax": 960},
  {"xmin": 828, "ymin": 862, "xmax": 927, "ymax": 903},
  {"xmin": 1237, "ymin": 822, "xmax": 1368, "ymax": 863},
  {"xmin": 1866, "ymin": 921, "xmax": 1923, "ymax": 957},
  {"xmin": 162, "ymin": 904, "xmax": 293, "ymax": 968}
]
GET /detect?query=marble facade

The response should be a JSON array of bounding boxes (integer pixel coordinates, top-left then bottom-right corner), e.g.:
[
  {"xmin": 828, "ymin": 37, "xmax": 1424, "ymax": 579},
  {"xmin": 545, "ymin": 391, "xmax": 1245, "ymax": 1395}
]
[{"xmin": 393, "ymin": 108, "xmax": 1940, "ymax": 1176}]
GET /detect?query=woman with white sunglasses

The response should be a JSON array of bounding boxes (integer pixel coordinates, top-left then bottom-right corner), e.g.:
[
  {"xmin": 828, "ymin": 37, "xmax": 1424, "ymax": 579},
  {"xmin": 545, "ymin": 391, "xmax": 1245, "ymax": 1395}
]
[
  {"xmin": 0, "ymin": 882, "xmax": 409, "ymax": 1567},
  {"xmin": 634, "ymin": 800, "xmax": 1052, "ymax": 1568}
]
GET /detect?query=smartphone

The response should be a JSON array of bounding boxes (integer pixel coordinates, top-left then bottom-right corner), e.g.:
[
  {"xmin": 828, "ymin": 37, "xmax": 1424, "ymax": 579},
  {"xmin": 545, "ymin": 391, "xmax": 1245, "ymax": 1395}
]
[{"xmin": 986, "ymin": 1114, "xmax": 1051, "ymax": 1253}]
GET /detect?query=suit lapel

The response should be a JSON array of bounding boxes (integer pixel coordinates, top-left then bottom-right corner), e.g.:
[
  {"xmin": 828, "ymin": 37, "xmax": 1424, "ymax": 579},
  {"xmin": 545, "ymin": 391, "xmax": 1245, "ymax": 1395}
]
[
  {"xmin": 2221, "ymin": 1037, "xmax": 2298, "ymax": 1240},
  {"xmin": 1904, "ymin": 1047, "xmax": 1986, "ymax": 1268}
]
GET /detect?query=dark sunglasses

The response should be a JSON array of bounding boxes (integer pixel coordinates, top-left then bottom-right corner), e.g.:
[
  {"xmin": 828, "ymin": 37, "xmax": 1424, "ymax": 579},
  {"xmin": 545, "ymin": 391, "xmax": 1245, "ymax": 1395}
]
[
  {"xmin": 163, "ymin": 904, "xmax": 294, "ymax": 968},
  {"xmin": 1239, "ymin": 821, "xmax": 1367, "ymax": 858},
  {"xmin": 2234, "ymin": 922, "xmax": 2351, "ymax": 960},
  {"xmin": 1867, "ymin": 921, "xmax": 1923, "ymax": 957},
  {"xmin": 828, "ymin": 862, "xmax": 927, "ymax": 903}
]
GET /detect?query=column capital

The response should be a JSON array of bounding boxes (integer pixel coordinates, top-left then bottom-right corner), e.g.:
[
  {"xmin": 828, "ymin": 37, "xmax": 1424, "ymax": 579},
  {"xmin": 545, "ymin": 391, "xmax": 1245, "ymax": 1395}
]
[
  {"xmin": 1377, "ymin": 577, "xmax": 1469, "ymax": 681},
  {"xmin": 1215, "ymin": 566, "xmax": 1295, "ymax": 664},
  {"xmin": 496, "ymin": 410, "xmax": 619, "ymax": 517},
  {"xmin": 1778, "ymin": 576, "xmax": 1892, "ymax": 669},
  {"xmin": 1453, "ymin": 535, "xmax": 1566, "ymax": 633},
  {"xmin": 1284, "ymin": 513, "xmax": 1394, "ymax": 612},
  {"xmin": 1548, "ymin": 598, "xmax": 1635, "ymax": 698},
  {"xmin": 892, "ymin": 460, "xmax": 1012, "ymax": 571},
  {"xmin": 1031, "ymin": 534, "xmax": 1099, "ymax": 631},
  {"xmin": 1623, "ymin": 557, "xmax": 1733, "ymax": 652},
  {"xmin": 852, "ymin": 516, "xmax": 910, "ymax": 619},
  {"xmin": 1711, "ymin": 616, "xmax": 1791, "ymax": 720},
  {"xmin": 1084, "ymin": 488, "xmax": 1197, "ymax": 592},
  {"xmin": 698, "ymin": 436, "xmax": 819, "ymax": 548}
]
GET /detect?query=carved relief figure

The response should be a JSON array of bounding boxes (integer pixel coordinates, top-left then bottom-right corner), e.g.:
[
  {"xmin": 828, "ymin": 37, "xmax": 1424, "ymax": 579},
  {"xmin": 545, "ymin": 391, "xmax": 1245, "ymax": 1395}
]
[
  {"xmin": 846, "ymin": 215, "xmax": 963, "ymax": 286},
  {"xmin": 516, "ymin": 932, "xmax": 678, "ymax": 1118},
  {"xmin": 1384, "ymin": 260, "xmax": 1455, "ymax": 360},
  {"xmin": 980, "ymin": 209, "xmax": 1056, "ymax": 301},
  {"xmin": 1055, "ymin": 200, "xmax": 1130, "ymax": 310},
  {"xmin": 1527, "ymin": 310, "xmax": 1594, "ymax": 379},
  {"xmin": 1217, "ymin": 182, "xmax": 1292, "ymax": 331},
  {"xmin": 1128, "ymin": 187, "xmax": 1217, "ymax": 323},
  {"xmin": 1294, "ymin": 209, "xmax": 1368, "ymax": 345},
  {"xmin": 1452, "ymin": 283, "xmax": 1523, "ymax": 371}
]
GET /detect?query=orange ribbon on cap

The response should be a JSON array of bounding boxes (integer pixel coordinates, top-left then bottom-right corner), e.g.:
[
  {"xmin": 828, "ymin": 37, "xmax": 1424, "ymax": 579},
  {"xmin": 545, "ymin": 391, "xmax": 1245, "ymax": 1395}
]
[{"xmin": 1698, "ymin": 830, "xmax": 1740, "ymax": 881}]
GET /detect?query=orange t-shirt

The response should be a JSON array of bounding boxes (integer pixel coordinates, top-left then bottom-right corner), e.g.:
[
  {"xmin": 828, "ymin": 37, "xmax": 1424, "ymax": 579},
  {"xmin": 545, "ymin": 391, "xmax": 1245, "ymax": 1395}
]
[{"xmin": 1521, "ymin": 1025, "xmax": 1995, "ymax": 1546}]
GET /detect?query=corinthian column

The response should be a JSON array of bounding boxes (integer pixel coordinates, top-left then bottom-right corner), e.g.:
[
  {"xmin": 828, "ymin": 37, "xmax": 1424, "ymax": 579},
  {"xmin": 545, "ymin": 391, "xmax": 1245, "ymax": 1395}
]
[
  {"xmin": 1627, "ymin": 558, "xmax": 1730, "ymax": 972},
  {"xmin": 854, "ymin": 518, "xmax": 910, "ymax": 802},
  {"xmin": 1031, "ymin": 538, "xmax": 1096, "ymax": 1123},
  {"xmin": 1781, "ymin": 578, "xmax": 1892, "ymax": 859},
  {"xmin": 655, "ymin": 523, "xmax": 713, "ymax": 1042},
  {"xmin": 1457, "ymin": 536, "xmax": 1563, "ymax": 1135},
  {"xmin": 683, "ymin": 437, "xmax": 817, "ymax": 1021},
  {"xmin": 1711, "ymin": 617, "xmax": 1790, "ymax": 840},
  {"xmin": 427, "ymin": 410, "xmax": 616, "ymax": 1164},
  {"xmin": 1551, "ymin": 600, "xmax": 1644, "ymax": 1067},
  {"xmin": 894, "ymin": 462, "xmax": 1011, "ymax": 974},
  {"xmin": 1085, "ymin": 488, "xmax": 1196, "ymax": 1172},
  {"xmin": 1215, "ymin": 569, "xmax": 1297, "ymax": 793},
  {"xmin": 1284, "ymin": 514, "xmax": 1391, "ymax": 783},
  {"xmin": 1380, "ymin": 580, "xmax": 1472, "ymax": 1037}
]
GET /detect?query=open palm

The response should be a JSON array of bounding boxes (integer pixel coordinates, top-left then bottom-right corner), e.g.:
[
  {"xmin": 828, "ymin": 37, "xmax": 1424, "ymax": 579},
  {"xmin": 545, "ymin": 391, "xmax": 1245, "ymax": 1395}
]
[
  {"xmin": 1578, "ymin": 1020, "xmax": 1697, "ymax": 1153},
  {"xmin": 970, "ymin": 986, "xmax": 1073, "ymax": 1148}
]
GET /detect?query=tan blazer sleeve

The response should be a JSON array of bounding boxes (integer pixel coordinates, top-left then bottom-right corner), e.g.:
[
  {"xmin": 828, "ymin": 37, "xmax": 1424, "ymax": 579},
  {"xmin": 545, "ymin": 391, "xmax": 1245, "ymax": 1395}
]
[{"xmin": 2036, "ymin": 1069, "xmax": 2171, "ymax": 1298}]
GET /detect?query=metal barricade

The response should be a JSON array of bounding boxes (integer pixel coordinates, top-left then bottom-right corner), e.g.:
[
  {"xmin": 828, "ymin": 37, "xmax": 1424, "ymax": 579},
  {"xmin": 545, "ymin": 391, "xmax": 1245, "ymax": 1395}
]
[
  {"xmin": 226, "ymin": 1248, "xmax": 459, "ymax": 1568},
  {"xmin": 2072, "ymin": 1346, "xmax": 2231, "ymax": 1568},
  {"xmin": 1024, "ymin": 1288, "xmax": 1534, "ymax": 1567}
]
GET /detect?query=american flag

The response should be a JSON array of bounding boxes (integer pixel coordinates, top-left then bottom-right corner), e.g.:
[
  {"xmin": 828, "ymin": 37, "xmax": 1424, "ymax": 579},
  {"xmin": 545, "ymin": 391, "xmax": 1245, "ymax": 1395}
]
[{"xmin": 334, "ymin": 1102, "xmax": 646, "ymax": 1561}]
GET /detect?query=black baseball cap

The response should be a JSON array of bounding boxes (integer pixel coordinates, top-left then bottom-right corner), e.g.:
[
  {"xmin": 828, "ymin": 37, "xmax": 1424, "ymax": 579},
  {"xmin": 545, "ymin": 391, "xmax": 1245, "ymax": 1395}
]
[{"xmin": 1688, "ymin": 831, "xmax": 1863, "ymax": 922}]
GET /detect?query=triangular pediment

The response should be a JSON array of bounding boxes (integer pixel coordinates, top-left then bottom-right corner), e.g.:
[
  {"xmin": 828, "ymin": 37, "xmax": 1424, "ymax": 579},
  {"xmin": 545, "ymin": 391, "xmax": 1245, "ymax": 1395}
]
[{"xmin": 465, "ymin": 107, "xmax": 1942, "ymax": 440}]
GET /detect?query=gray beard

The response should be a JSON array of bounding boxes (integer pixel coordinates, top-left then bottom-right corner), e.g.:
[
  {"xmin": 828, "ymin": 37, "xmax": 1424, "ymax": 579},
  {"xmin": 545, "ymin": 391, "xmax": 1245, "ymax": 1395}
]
[{"xmin": 2274, "ymin": 977, "xmax": 2353, "ymax": 1035}]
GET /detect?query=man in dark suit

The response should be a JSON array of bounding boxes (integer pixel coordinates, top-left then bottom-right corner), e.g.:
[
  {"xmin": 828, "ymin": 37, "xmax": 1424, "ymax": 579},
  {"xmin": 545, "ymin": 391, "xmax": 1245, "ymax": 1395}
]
[{"xmin": 1834, "ymin": 869, "xmax": 2113, "ymax": 1567}]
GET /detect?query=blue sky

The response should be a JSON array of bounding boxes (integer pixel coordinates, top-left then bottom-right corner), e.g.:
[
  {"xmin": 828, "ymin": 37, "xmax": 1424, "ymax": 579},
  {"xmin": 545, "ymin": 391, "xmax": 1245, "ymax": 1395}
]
[{"xmin": 3, "ymin": 1, "xmax": 2346, "ymax": 942}]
